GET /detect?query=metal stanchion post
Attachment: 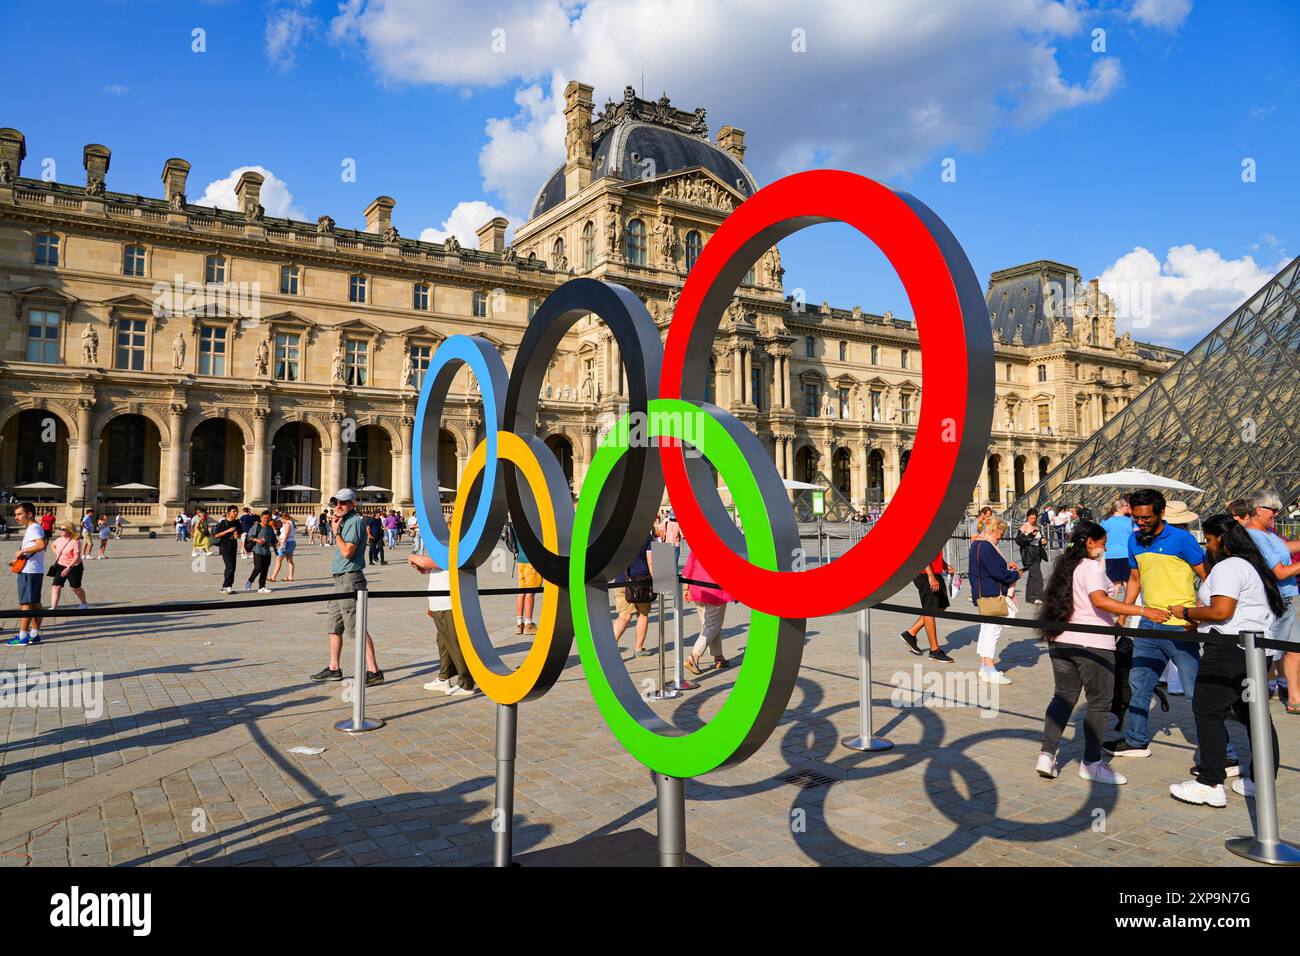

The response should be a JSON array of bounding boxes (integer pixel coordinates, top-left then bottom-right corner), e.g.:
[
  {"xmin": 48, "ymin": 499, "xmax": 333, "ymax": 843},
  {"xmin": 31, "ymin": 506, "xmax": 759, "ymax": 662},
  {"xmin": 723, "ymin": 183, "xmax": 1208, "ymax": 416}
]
[
  {"xmin": 667, "ymin": 573, "xmax": 697, "ymax": 692},
  {"xmin": 645, "ymin": 593, "xmax": 680, "ymax": 701},
  {"xmin": 335, "ymin": 587, "xmax": 384, "ymax": 733},
  {"xmin": 1225, "ymin": 631, "xmax": 1300, "ymax": 865},
  {"xmin": 494, "ymin": 702, "xmax": 517, "ymax": 867},
  {"xmin": 656, "ymin": 772, "xmax": 686, "ymax": 867},
  {"xmin": 841, "ymin": 607, "xmax": 892, "ymax": 752}
]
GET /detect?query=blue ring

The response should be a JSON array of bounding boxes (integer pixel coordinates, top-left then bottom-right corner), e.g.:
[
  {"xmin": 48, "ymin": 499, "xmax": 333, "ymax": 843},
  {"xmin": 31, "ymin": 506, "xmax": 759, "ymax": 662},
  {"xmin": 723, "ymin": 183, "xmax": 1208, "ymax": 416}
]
[{"xmin": 412, "ymin": 334, "xmax": 505, "ymax": 568}]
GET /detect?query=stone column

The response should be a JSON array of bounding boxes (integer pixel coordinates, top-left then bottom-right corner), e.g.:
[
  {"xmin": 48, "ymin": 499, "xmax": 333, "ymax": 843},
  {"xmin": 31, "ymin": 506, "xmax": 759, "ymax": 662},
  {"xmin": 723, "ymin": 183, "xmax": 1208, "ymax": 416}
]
[
  {"xmin": 398, "ymin": 416, "xmax": 414, "ymax": 507},
  {"xmin": 782, "ymin": 356, "xmax": 792, "ymax": 410},
  {"xmin": 71, "ymin": 399, "xmax": 97, "ymax": 511},
  {"xmin": 247, "ymin": 409, "xmax": 270, "ymax": 508},
  {"xmin": 162, "ymin": 403, "xmax": 185, "ymax": 507},
  {"xmin": 327, "ymin": 413, "xmax": 345, "ymax": 495},
  {"xmin": 783, "ymin": 437, "xmax": 793, "ymax": 481},
  {"xmin": 580, "ymin": 425, "xmax": 598, "ymax": 492}
]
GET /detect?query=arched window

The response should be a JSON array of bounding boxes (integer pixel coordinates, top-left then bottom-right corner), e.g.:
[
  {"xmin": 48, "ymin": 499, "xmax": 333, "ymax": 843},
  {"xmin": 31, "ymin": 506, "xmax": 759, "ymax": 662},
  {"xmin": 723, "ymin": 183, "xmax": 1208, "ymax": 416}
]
[
  {"xmin": 1090, "ymin": 317, "xmax": 1100, "ymax": 345},
  {"xmin": 704, "ymin": 356, "xmax": 716, "ymax": 404},
  {"xmin": 581, "ymin": 222, "xmax": 594, "ymax": 270},
  {"xmin": 684, "ymin": 230, "xmax": 702, "ymax": 272},
  {"xmin": 552, "ymin": 237, "xmax": 565, "ymax": 269},
  {"xmin": 625, "ymin": 219, "xmax": 646, "ymax": 266}
]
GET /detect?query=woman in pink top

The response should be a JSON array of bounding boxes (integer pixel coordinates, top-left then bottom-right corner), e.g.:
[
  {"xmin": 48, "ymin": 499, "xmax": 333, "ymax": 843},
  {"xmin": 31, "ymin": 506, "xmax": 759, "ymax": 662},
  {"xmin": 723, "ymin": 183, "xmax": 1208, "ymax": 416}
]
[
  {"xmin": 48, "ymin": 521, "xmax": 90, "ymax": 612},
  {"xmin": 1034, "ymin": 521, "xmax": 1169, "ymax": 785},
  {"xmin": 681, "ymin": 547, "xmax": 734, "ymax": 674}
]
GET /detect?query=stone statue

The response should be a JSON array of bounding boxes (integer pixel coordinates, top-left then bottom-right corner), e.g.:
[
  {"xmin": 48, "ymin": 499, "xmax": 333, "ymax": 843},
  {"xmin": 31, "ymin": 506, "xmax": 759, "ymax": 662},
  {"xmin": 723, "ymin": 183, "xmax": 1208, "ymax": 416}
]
[
  {"xmin": 383, "ymin": 225, "xmax": 400, "ymax": 243},
  {"xmin": 821, "ymin": 392, "xmax": 833, "ymax": 418},
  {"xmin": 502, "ymin": 245, "xmax": 518, "ymax": 263},
  {"xmin": 857, "ymin": 396, "xmax": 866, "ymax": 421},
  {"xmin": 244, "ymin": 198, "xmax": 263, "ymax": 222},
  {"xmin": 400, "ymin": 347, "xmax": 414, "ymax": 387},
  {"xmin": 667, "ymin": 286, "xmax": 680, "ymax": 315},
  {"xmin": 0, "ymin": 160, "xmax": 12, "ymax": 185},
  {"xmin": 254, "ymin": 334, "xmax": 270, "ymax": 376},
  {"xmin": 727, "ymin": 298, "xmax": 744, "ymax": 326},
  {"xmin": 443, "ymin": 233, "xmax": 461, "ymax": 254},
  {"xmin": 86, "ymin": 176, "xmax": 105, "ymax": 197},
  {"xmin": 317, "ymin": 215, "xmax": 335, "ymax": 235},
  {"xmin": 331, "ymin": 344, "xmax": 346, "ymax": 384},
  {"xmin": 554, "ymin": 252, "xmax": 568, "ymax": 272},
  {"xmin": 169, "ymin": 192, "xmax": 186, "ymax": 211},
  {"xmin": 1117, "ymin": 331, "xmax": 1136, "ymax": 355},
  {"xmin": 767, "ymin": 247, "xmax": 783, "ymax": 285},
  {"xmin": 580, "ymin": 376, "xmax": 593, "ymax": 401},
  {"xmin": 171, "ymin": 331, "xmax": 187, "ymax": 370},
  {"xmin": 654, "ymin": 216, "xmax": 677, "ymax": 267},
  {"xmin": 81, "ymin": 324, "xmax": 99, "ymax": 365},
  {"xmin": 851, "ymin": 305, "xmax": 862, "ymax": 321}
]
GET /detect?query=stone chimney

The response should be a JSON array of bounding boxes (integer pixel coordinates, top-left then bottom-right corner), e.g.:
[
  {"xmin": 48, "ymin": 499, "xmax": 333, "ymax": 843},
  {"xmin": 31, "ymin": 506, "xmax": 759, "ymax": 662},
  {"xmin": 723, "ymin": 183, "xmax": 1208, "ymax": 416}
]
[
  {"xmin": 234, "ymin": 170, "xmax": 264, "ymax": 216},
  {"xmin": 563, "ymin": 80, "xmax": 594, "ymax": 196},
  {"xmin": 716, "ymin": 126, "xmax": 746, "ymax": 164},
  {"xmin": 364, "ymin": 195, "xmax": 395, "ymax": 235},
  {"xmin": 161, "ymin": 157, "xmax": 190, "ymax": 205},
  {"xmin": 83, "ymin": 143, "xmax": 111, "ymax": 193},
  {"xmin": 0, "ymin": 128, "xmax": 26, "ymax": 186},
  {"xmin": 476, "ymin": 217, "xmax": 509, "ymax": 254}
]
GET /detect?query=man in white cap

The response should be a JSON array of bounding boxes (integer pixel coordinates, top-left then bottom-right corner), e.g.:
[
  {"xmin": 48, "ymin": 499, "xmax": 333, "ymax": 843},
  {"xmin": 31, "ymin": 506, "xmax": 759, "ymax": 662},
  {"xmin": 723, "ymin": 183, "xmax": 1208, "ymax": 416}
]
[{"xmin": 311, "ymin": 488, "xmax": 383, "ymax": 686}]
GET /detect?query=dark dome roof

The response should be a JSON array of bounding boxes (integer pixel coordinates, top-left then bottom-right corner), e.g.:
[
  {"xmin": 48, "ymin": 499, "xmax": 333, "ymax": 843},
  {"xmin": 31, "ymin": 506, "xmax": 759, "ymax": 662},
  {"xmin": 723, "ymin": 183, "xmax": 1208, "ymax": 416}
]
[{"xmin": 529, "ymin": 121, "xmax": 758, "ymax": 220}]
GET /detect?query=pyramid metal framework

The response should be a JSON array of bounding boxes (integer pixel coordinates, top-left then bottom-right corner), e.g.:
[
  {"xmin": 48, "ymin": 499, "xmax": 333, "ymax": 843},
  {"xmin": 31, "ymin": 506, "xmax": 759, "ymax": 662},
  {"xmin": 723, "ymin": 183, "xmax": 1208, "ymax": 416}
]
[{"xmin": 1011, "ymin": 255, "xmax": 1300, "ymax": 520}]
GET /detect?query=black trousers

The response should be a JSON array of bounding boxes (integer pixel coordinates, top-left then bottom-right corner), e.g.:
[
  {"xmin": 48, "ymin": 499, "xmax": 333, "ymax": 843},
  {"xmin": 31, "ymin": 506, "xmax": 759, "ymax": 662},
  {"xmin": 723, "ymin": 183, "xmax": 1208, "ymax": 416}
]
[
  {"xmin": 1042, "ymin": 644, "xmax": 1116, "ymax": 763},
  {"xmin": 1193, "ymin": 640, "xmax": 1279, "ymax": 787},
  {"xmin": 221, "ymin": 547, "xmax": 236, "ymax": 588},
  {"xmin": 247, "ymin": 553, "xmax": 271, "ymax": 588},
  {"xmin": 369, "ymin": 538, "xmax": 384, "ymax": 564},
  {"xmin": 1024, "ymin": 559, "xmax": 1044, "ymax": 603}
]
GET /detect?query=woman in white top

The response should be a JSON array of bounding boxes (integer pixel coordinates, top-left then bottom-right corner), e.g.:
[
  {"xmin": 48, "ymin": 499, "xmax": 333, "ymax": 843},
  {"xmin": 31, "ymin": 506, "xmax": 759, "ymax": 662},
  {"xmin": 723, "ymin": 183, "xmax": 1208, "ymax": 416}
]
[
  {"xmin": 269, "ymin": 515, "xmax": 296, "ymax": 582},
  {"xmin": 1168, "ymin": 513, "xmax": 1284, "ymax": 807},
  {"xmin": 1036, "ymin": 521, "xmax": 1171, "ymax": 784}
]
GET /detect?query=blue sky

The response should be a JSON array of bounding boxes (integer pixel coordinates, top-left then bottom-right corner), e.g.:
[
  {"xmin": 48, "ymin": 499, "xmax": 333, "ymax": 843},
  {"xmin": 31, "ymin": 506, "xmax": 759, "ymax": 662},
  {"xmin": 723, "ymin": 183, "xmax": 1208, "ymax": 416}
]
[{"xmin": 4, "ymin": 0, "xmax": 1296, "ymax": 348}]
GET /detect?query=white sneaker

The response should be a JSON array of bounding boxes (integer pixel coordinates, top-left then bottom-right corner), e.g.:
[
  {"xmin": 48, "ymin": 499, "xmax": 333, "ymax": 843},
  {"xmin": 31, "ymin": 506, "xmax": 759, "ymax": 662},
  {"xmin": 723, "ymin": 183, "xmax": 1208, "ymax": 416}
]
[
  {"xmin": 1036, "ymin": 752, "xmax": 1059, "ymax": 779},
  {"xmin": 423, "ymin": 677, "xmax": 452, "ymax": 692},
  {"xmin": 78, "ymin": 603, "xmax": 89, "ymax": 609},
  {"xmin": 1232, "ymin": 778, "xmax": 1256, "ymax": 799},
  {"xmin": 257, "ymin": 587, "xmax": 272, "ymax": 594},
  {"xmin": 1169, "ymin": 779, "xmax": 1227, "ymax": 807},
  {"xmin": 444, "ymin": 685, "xmax": 476, "ymax": 697},
  {"xmin": 1079, "ymin": 760, "xmax": 1127, "ymax": 785},
  {"xmin": 979, "ymin": 668, "xmax": 1011, "ymax": 685}
]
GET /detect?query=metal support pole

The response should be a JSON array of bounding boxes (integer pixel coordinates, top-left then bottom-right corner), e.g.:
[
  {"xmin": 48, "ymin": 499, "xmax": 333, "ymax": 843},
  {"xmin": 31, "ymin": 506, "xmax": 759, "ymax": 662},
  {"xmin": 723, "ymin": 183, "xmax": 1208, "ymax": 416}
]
[
  {"xmin": 1225, "ymin": 631, "xmax": 1300, "ymax": 864},
  {"xmin": 841, "ymin": 607, "xmax": 892, "ymax": 752},
  {"xmin": 645, "ymin": 593, "xmax": 680, "ymax": 700},
  {"xmin": 667, "ymin": 574, "xmax": 697, "ymax": 692},
  {"xmin": 656, "ymin": 772, "xmax": 686, "ymax": 867},
  {"xmin": 335, "ymin": 587, "xmax": 384, "ymax": 733},
  {"xmin": 494, "ymin": 702, "xmax": 517, "ymax": 867}
]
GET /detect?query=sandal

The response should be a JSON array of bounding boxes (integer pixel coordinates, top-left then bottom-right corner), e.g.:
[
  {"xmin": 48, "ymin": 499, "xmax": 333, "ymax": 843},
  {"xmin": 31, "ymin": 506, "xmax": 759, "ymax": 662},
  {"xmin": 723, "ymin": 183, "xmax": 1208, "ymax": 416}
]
[
  {"xmin": 685, "ymin": 655, "xmax": 702, "ymax": 676},
  {"xmin": 1285, "ymin": 701, "xmax": 1300, "ymax": 716},
  {"xmin": 712, "ymin": 657, "xmax": 729, "ymax": 670}
]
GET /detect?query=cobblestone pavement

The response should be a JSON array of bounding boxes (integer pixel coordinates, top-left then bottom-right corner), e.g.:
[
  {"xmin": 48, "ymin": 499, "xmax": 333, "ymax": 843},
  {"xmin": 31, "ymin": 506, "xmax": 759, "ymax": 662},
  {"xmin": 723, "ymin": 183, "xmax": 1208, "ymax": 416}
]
[{"xmin": 0, "ymin": 536, "xmax": 1296, "ymax": 867}]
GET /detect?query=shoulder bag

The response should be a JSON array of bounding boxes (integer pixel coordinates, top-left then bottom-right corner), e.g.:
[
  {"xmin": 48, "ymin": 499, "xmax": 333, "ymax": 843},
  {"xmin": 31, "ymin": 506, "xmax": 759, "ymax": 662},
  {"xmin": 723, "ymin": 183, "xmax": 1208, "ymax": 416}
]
[{"xmin": 972, "ymin": 541, "xmax": 1008, "ymax": 617}]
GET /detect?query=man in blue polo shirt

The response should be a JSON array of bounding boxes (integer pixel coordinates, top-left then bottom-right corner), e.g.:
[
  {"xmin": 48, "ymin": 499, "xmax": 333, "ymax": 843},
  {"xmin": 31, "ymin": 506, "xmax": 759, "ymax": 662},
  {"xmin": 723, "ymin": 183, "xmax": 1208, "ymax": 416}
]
[
  {"xmin": 310, "ymin": 489, "xmax": 383, "ymax": 686},
  {"xmin": 1106, "ymin": 488, "xmax": 1209, "ymax": 760},
  {"xmin": 1244, "ymin": 489, "xmax": 1300, "ymax": 714}
]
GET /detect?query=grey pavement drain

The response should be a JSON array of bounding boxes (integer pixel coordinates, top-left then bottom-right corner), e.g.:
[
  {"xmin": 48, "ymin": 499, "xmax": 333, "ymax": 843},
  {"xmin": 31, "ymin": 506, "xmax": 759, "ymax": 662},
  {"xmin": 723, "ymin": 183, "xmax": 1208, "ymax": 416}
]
[{"xmin": 780, "ymin": 769, "xmax": 836, "ymax": 790}]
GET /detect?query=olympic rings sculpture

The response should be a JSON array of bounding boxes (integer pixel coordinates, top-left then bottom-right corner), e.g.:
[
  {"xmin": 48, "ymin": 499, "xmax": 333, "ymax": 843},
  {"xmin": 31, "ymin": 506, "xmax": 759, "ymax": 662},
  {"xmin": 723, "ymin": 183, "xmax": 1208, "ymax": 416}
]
[{"xmin": 411, "ymin": 169, "xmax": 994, "ymax": 777}]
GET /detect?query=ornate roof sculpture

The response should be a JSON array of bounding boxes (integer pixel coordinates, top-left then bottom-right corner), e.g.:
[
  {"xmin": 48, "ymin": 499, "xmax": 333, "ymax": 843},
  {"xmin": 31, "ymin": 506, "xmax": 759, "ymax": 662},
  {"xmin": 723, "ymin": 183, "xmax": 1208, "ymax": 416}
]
[{"xmin": 1011, "ymin": 255, "xmax": 1300, "ymax": 519}]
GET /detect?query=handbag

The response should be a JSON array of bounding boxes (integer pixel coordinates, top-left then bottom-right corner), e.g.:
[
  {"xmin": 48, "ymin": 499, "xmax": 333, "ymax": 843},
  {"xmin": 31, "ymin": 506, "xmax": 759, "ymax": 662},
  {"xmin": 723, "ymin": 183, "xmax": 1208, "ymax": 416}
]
[
  {"xmin": 972, "ymin": 541, "xmax": 1008, "ymax": 617},
  {"xmin": 624, "ymin": 578, "xmax": 655, "ymax": 604},
  {"xmin": 9, "ymin": 555, "xmax": 26, "ymax": 574}
]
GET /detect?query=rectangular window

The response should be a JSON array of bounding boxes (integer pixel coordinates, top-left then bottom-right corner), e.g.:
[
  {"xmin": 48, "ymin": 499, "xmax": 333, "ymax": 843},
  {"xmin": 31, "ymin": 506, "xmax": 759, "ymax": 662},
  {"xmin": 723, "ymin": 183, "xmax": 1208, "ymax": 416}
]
[
  {"xmin": 751, "ymin": 365, "xmax": 764, "ymax": 411},
  {"xmin": 805, "ymin": 336, "xmax": 815, "ymax": 358},
  {"xmin": 805, "ymin": 383, "xmax": 818, "ymax": 417},
  {"xmin": 1038, "ymin": 404, "xmax": 1051, "ymax": 431},
  {"xmin": 473, "ymin": 292, "xmax": 488, "ymax": 318},
  {"xmin": 899, "ymin": 392, "xmax": 912, "ymax": 425},
  {"xmin": 198, "ymin": 325, "xmax": 226, "ymax": 375},
  {"xmin": 280, "ymin": 265, "xmax": 300, "ymax": 295},
  {"xmin": 900, "ymin": 349, "xmax": 909, "ymax": 369},
  {"xmin": 349, "ymin": 275, "xmax": 367, "ymax": 303},
  {"xmin": 275, "ymin": 332, "xmax": 300, "ymax": 381},
  {"xmin": 345, "ymin": 339, "xmax": 368, "ymax": 386},
  {"xmin": 205, "ymin": 255, "xmax": 225, "ymax": 285},
  {"xmin": 413, "ymin": 283, "xmax": 430, "ymax": 311},
  {"xmin": 25, "ymin": 309, "xmax": 60, "ymax": 364},
  {"xmin": 123, "ymin": 244, "xmax": 146, "ymax": 277},
  {"xmin": 839, "ymin": 341, "xmax": 847, "ymax": 362},
  {"xmin": 839, "ymin": 386, "xmax": 850, "ymax": 419},
  {"xmin": 116, "ymin": 318, "xmax": 147, "ymax": 370},
  {"xmin": 410, "ymin": 344, "xmax": 432, "ymax": 389},
  {"xmin": 36, "ymin": 234, "xmax": 60, "ymax": 266},
  {"xmin": 1037, "ymin": 364, "xmax": 1048, "ymax": 383},
  {"xmin": 871, "ymin": 390, "xmax": 882, "ymax": 422}
]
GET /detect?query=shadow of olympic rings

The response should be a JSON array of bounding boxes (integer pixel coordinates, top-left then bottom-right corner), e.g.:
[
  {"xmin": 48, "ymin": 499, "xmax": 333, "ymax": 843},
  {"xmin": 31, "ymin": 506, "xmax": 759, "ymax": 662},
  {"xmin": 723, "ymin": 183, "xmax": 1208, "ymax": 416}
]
[{"xmin": 667, "ymin": 675, "xmax": 1120, "ymax": 865}]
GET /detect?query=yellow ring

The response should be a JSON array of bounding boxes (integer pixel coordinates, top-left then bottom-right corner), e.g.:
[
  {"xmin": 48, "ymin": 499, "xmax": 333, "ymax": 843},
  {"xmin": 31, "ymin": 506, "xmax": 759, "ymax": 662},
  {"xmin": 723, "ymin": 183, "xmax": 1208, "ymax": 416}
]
[{"xmin": 449, "ymin": 431, "xmax": 560, "ymax": 704}]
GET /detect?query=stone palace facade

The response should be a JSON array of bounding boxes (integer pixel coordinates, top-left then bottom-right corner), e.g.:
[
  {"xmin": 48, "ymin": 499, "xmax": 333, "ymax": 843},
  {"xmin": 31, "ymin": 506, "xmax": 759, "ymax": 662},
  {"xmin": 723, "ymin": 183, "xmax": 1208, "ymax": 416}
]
[{"xmin": 0, "ymin": 82, "xmax": 1179, "ymax": 525}]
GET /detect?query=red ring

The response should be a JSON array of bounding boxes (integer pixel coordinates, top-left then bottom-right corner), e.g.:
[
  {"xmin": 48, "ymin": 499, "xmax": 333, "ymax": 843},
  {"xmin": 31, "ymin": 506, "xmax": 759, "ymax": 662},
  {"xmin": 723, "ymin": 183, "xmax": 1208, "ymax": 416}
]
[{"xmin": 660, "ymin": 169, "xmax": 975, "ymax": 619}]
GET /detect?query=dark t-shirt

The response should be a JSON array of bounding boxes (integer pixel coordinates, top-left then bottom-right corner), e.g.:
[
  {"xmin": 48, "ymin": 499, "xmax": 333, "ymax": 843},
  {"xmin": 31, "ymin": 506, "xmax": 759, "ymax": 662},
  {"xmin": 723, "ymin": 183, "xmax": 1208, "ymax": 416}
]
[
  {"xmin": 615, "ymin": 533, "xmax": 655, "ymax": 583},
  {"xmin": 213, "ymin": 518, "xmax": 240, "ymax": 552},
  {"xmin": 368, "ymin": 516, "xmax": 384, "ymax": 540},
  {"xmin": 238, "ymin": 514, "xmax": 257, "ymax": 535}
]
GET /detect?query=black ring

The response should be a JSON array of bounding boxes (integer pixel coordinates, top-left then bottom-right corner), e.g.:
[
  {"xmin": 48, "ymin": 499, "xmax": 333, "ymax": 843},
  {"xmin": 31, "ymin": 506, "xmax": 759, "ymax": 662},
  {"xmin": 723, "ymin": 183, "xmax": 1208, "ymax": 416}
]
[{"xmin": 503, "ymin": 278, "xmax": 662, "ymax": 584}]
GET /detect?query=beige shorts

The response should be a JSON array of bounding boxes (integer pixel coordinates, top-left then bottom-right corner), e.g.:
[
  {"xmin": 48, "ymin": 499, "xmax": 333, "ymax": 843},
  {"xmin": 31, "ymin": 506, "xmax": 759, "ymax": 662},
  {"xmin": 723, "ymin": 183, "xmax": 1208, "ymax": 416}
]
[{"xmin": 615, "ymin": 592, "xmax": 652, "ymax": 618}]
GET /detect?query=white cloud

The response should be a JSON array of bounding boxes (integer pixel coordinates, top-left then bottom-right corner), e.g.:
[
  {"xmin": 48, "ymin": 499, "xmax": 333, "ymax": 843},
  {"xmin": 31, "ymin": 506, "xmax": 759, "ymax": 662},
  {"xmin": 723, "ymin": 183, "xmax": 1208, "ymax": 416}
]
[
  {"xmin": 329, "ymin": 0, "xmax": 1137, "ymax": 217},
  {"xmin": 1129, "ymin": 0, "xmax": 1192, "ymax": 32},
  {"xmin": 265, "ymin": 0, "xmax": 319, "ymax": 70},
  {"xmin": 196, "ymin": 165, "xmax": 307, "ymax": 220},
  {"xmin": 419, "ymin": 200, "xmax": 519, "ymax": 249},
  {"xmin": 1099, "ymin": 244, "xmax": 1286, "ymax": 343},
  {"xmin": 102, "ymin": 84, "xmax": 128, "ymax": 96}
]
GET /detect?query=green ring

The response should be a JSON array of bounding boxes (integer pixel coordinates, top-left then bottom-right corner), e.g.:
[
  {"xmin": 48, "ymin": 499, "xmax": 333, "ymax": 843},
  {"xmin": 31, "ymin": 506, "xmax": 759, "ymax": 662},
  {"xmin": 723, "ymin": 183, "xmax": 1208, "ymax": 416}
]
[{"xmin": 570, "ymin": 398, "xmax": 781, "ymax": 777}]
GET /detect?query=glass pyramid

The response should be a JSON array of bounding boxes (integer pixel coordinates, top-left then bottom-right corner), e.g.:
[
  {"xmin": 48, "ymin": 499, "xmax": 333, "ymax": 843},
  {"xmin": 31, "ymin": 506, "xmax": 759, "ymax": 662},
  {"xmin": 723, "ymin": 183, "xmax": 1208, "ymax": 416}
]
[{"xmin": 1012, "ymin": 255, "xmax": 1300, "ymax": 520}]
